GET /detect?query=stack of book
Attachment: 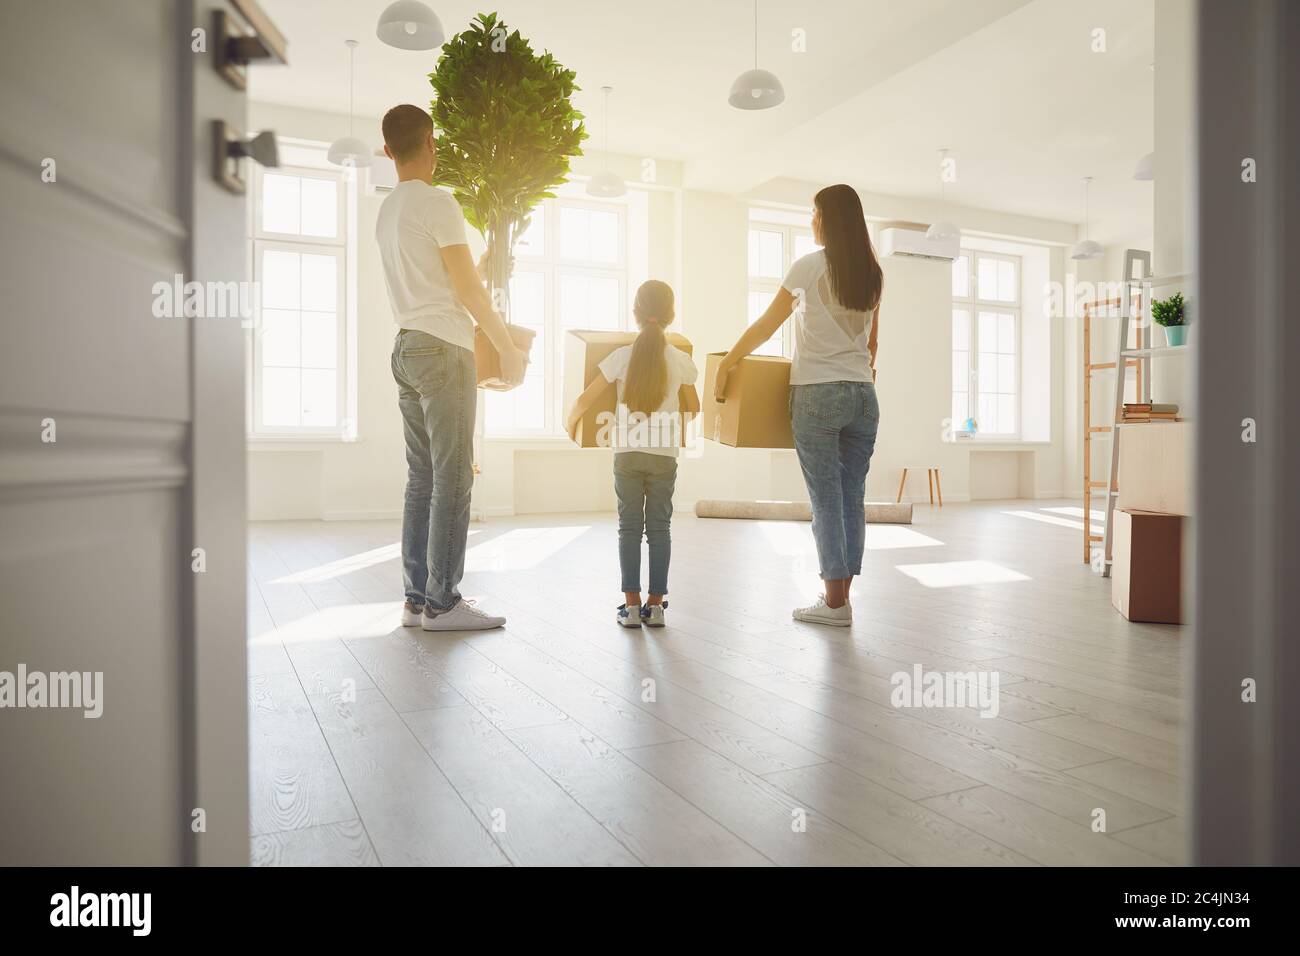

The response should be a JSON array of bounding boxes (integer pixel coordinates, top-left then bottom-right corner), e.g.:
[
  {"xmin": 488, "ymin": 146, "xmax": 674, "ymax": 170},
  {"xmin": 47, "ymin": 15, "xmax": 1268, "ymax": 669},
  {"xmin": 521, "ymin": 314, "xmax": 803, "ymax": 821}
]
[{"xmin": 1121, "ymin": 402, "xmax": 1179, "ymax": 423}]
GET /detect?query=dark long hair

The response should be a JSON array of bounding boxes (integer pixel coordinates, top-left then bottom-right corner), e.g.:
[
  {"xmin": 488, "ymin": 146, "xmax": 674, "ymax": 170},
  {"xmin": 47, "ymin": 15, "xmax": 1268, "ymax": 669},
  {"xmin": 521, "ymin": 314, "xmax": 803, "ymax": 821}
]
[
  {"xmin": 623, "ymin": 280, "xmax": 675, "ymax": 415},
  {"xmin": 814, "ymin": 184, "xmax": 883, "ymax": 312}
]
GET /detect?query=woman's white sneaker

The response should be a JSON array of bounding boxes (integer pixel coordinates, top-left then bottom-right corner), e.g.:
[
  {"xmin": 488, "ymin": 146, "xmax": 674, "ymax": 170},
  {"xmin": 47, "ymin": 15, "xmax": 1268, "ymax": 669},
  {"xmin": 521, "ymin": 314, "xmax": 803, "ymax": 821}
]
[
  {"xmin": 792, "ymin": 595, "xmax": 852, "ymax": 626},
  {"xmin": 401, "ymin": 601, "xmax": 424, "ymax": 627},
  {"xmin": 422, "ymin": 599, "xmax": 505, "ymax": 631}
]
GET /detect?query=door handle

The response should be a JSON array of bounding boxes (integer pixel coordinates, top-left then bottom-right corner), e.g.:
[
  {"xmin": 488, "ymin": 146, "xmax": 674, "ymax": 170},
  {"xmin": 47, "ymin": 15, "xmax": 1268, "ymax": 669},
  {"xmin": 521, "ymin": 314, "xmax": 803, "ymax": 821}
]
[
  {"xmin": 212, "ymin": 121, "xmax": 279, "ymax": 194},
  {"xmin": 213, "ymin": 1, "xmax": 288, "ymax": 91}
]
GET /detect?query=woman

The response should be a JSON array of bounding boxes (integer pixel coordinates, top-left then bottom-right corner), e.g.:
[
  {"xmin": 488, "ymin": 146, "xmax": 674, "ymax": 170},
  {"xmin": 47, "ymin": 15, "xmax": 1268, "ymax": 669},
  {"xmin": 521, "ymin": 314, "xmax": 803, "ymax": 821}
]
[{"xmin": 714, "ymin": 184, "xmax": 882, "ymax": 626}]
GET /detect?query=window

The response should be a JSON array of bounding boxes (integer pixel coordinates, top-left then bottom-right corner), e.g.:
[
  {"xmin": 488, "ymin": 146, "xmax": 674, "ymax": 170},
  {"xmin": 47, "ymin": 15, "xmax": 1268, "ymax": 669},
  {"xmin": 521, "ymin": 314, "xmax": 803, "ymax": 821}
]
[
  {"xmin": 486, "ymin": 196, "xmax": 627, "ymax": 436},
  {"xmin": 247, "ymin": 151, "xmax": 356, "ymax": 438},
  {"xmin": 747, "ymin": 220, "xmax": 819, "ymax": 356},
  {"xmin": 952, "ymin": 251, "xmax": 1019, "ymax": 437}
]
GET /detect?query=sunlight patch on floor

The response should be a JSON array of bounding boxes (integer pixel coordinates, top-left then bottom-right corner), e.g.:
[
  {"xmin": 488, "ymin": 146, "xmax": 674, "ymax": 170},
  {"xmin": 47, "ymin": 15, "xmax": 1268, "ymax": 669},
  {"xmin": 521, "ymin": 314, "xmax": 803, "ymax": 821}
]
[
  {"xmin": 249, "ymin": 601, "xmax": 402, "ymax": 644},
  {"xmin": 272, "ymin": 543, "xmax": 401, "ymax": 584},
  {"xmin": 1042, "ymin": 506, "xmax": 1106, "ymax": 522},
  {"xmin": 895, "ymin": 560, "xmax": 1031, "ymax": 588},
  {"xmin": 759, "ymin": 521, "xmax": 944, "ymax": 555},
  {"xmin": 1002, "ymin": 509, "xmax": 1101, "ymax": 533},
  {"xmin": 465, "ymin": 525, "xmax": 589, "ymax": 572}
]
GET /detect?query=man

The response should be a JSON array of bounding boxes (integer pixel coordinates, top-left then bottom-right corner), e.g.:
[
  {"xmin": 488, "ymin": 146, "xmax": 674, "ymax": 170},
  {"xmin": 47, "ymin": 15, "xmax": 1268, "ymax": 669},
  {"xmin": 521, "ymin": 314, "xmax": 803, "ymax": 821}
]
[{"xmin": 376, "ymin": 104, "xmax": 526, "ymax": 630}]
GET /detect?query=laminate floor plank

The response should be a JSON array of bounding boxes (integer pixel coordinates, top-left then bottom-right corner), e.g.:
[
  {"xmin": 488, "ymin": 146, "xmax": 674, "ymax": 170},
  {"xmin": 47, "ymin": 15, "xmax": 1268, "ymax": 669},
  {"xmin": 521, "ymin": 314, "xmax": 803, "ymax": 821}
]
[
  {"xmin": 307, "ymin": 688, "xmax": 509, "ymax": 866},
  {"xmin": 622, "ymin": 739, "xmax": 905, "ymax": 866},
  {"xmin": 247, "ymin": 500, "xmax": 1186, "ymax": 865},
  {"xmin": 507, "ymin": 720, "xmax": 771, "ymax": 866},
  {"xmin": 401, "ymin": 705, "xmax": 641, "ymax": 866}
]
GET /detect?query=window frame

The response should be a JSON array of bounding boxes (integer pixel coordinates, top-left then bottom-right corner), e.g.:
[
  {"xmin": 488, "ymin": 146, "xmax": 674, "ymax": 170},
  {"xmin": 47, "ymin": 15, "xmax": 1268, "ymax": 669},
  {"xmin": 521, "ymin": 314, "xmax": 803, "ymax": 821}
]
[
  {"xmin": 747, "ymin": 220, "xmax": 818, "ymax": 357},
  {"xmin": 952, "ymin": 249, "xmax": 1022, "ymax": 439},
  {"xmin": 485, "ymin": 195, "xmax": 629, "ymax": 439},
  {"xmin": 246, "ymin": 155, "xmax": 357, "ymax": 441}
]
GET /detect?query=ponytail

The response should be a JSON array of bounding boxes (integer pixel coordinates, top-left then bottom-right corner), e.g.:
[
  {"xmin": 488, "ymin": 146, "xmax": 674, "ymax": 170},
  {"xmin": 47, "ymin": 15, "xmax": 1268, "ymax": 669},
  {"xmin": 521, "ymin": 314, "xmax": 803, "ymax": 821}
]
[{"xmin": 622, "ymin": 280, "xmax": 675, "ymax": 415}]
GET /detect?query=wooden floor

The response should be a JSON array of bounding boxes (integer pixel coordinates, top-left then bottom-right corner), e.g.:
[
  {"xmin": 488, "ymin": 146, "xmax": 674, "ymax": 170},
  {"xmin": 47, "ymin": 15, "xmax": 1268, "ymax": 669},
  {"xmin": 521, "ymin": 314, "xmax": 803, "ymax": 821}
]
[{"xmin": 247, "ymin": 499, "xmax": 1187, "ymax": 866}]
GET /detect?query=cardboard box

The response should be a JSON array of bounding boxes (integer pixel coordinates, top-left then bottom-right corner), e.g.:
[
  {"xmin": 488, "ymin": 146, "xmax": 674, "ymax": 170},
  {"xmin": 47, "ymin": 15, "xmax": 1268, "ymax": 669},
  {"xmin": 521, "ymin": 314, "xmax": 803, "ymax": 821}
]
[
  {"xmin": 474, "ymin": 324, "xmax": 537, "ymax": 390},
  {"xmin": 563, "ymin": 329, "xmax": 699, "ymax": 448},
  {"xmin": 1117, "ymin": 421, "xmax": 1192, "ymax": 516},
  {"xmin": 700, "ymin": 352, "xmax": 795, "ymax": 448},
  {"xmin": 1111, "ymin": 509, "xmax": 1184, "ymax": 624}
]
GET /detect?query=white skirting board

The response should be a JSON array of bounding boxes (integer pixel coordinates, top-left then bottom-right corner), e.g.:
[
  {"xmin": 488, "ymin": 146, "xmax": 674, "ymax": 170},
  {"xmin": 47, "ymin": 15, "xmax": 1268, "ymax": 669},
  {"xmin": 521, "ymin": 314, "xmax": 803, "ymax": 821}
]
[{"xmin": 694, "ymin": 499, "xmax": 913, "ymax": 524}]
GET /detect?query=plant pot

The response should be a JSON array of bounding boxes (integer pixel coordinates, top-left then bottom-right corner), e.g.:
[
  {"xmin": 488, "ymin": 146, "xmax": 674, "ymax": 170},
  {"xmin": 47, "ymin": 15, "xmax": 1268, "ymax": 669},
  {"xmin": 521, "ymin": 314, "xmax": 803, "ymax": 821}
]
[{"xmin": 1162, "ymin": 325, "xmax": 1187, "ymax": 347}]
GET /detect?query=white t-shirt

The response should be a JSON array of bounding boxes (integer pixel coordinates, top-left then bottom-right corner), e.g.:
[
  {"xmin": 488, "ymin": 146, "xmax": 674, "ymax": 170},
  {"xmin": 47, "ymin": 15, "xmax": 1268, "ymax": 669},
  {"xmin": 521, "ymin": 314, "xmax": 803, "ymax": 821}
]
[
  {"xmin": 597, "ymin": 343, "xmax": 699, "ymax": 458},
  {"xmin": 781, "ymin": 249, "xmax": 875, "ymax": 386},
  {"xmin": 375, "ymin": 180, "xmax": 475, "ymax": 352}
]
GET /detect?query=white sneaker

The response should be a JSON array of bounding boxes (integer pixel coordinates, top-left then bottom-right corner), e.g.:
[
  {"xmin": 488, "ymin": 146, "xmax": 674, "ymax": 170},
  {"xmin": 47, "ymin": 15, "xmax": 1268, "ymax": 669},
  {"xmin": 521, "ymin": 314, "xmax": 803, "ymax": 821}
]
[
  {"xmin": 401, "ymin": 602, "xmax": 424, "ymax": 627},
  {"xmin": 617, "ymin": 604, "xmax": 642, "ymax": 628},
  {"xmin": 422, "ymin": 599, "xmax": 505, "ymax": 631},
  {"xmin": 792, "ymin": 595, "xmax": 852, "ymax": 626}
]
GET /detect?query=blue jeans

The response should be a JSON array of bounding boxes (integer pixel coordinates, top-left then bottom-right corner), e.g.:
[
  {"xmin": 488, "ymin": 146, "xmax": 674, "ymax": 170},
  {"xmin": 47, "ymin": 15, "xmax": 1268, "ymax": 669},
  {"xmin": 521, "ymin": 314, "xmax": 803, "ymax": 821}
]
[
  {"xmin": 391, "ymin": 330, "xmax": 475, "ymax": 611},
  {"xmin": 614, "ymin": 452, "xmax": 677, "ymax": 595},
  {"xmin": 790, "ymin": 381, "xmax": 880, "ymax": 581}
]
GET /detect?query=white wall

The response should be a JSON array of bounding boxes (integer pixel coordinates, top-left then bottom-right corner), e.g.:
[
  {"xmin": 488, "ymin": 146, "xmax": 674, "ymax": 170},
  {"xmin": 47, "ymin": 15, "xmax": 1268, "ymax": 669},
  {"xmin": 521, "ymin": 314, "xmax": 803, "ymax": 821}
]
[{"xmin": 246, "ymin": 102, "xmax": 1082, "ymax": 520}]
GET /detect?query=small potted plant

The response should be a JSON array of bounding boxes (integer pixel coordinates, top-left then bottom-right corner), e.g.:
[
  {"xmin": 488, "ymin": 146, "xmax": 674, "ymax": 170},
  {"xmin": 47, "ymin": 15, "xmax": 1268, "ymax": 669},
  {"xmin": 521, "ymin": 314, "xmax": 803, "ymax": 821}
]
[{"xmin": 1152, "ymin": 291, "xmax": 1188, "ymax": 346}]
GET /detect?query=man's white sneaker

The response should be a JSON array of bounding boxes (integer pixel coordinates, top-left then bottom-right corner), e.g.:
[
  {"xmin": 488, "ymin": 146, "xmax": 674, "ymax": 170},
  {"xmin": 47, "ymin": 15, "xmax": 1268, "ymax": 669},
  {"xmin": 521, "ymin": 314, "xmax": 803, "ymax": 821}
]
[
  {"xmin": 401, "ymin": 602, "xmax": 424, "ymax": 627},
  {"xmin": 792, "ymin": 595, "xmax": 852, "ymax": 626},
  {"xmin": 422, "ymin": 599, "xmax": 505, "ymax": 631}
]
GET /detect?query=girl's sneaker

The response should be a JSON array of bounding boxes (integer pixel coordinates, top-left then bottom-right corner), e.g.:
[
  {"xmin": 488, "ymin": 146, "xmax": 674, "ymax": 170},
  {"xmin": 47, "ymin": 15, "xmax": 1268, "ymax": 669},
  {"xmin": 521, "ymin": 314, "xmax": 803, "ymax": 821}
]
[
  {"xmin": 640, "ymin": 602, "xmax": 667, "ymax": 628},
  {"xmin": 617, "ymin": 604, "xmax": 642, "ymax": 627},
  {"xmin": 792, "ymin": 595, "xmax": 852, "ymax": 626},
  {"xmin": 401, "ymin": 601, "xmax": 424, "ymax": 627}
]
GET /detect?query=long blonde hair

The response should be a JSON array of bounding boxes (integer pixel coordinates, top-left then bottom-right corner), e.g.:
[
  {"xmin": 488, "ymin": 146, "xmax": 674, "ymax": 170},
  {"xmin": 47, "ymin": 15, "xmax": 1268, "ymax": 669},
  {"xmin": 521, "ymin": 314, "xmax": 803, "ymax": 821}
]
[{"xmin": 622, "ymin": 280, "xmax": 675, "ymax": 415}]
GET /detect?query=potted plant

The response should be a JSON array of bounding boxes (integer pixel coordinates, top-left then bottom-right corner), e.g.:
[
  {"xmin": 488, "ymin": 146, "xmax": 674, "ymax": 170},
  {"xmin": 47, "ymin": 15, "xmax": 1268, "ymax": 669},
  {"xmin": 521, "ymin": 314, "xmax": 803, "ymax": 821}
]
[
  {"xmin": 429, "ymin": 12, "xmax": 586, "ymax": 318},
  {"xmin": 1151, "ymin": 291, "xmax": 1188, "ymax": 346}
]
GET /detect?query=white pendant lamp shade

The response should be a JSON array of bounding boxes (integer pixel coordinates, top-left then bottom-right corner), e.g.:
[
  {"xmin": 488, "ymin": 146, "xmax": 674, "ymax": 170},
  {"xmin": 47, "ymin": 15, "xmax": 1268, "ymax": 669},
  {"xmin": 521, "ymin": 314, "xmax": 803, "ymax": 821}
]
[
  {"xmin": 586, "ymin": 86, "xmax": 625, "ymax": 198},
  {"xmin": 1070, "ymin": 239, "xmax": 1104, "ymax": 260},
  {"xmin": 328, "ymin": 136, "xmax": 372, "ymax": 168},
  {"xmin": 729, "ymin": 2, "xmax": 784, "ymax": 110},
  {"xmin": 1070, "ymin": 175, "xmax": 1103, "ymax": 260},
  {"xmin": 329, "ymin": 40, "xmax": 373, "ymax": 168},
  {"xmin": 1133, "ymin": 151, "xmax": 1154, "ymax": 180},
  {"xmin": 729, "ymin": 69, "xmax": 786, "ymax": 110},
  {"xmin": 377, "ymin": 1, "xmax": 445, "ymax": 50}
]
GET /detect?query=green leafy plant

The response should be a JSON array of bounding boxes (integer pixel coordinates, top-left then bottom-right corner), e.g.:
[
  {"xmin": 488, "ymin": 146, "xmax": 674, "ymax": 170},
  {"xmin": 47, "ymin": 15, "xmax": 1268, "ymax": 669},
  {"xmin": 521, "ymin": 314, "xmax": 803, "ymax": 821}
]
[
  {"xmin": 429, "ymin": 12, "xmax": 586, "ymax": 308},
  {"xmin": 1151, "ymin": 292, "xmax": 1186, "ymax": 327}
]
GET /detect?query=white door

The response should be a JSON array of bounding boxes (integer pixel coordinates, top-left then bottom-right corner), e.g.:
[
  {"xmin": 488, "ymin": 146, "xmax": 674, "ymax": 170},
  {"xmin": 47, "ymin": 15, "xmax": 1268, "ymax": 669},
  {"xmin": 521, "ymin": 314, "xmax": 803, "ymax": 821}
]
[{"xmin": 0, "ymin": 0, "xmax": 269, "ymax": 865}]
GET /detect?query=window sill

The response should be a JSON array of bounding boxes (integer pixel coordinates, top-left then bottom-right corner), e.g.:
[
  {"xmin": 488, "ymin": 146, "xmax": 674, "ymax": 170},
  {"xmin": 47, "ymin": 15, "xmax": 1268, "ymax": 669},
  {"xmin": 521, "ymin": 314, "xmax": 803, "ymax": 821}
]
[
  {"xmin": 485, "ymin": 435, "xmax": 580, "ymax": 446},
  {"xmin": 248, "ymin": 433, "xmax": 358, "ymax": 451},
  {"xmin": 947, "ymin": 437, "xmax": 1050, "ymax": 450}
]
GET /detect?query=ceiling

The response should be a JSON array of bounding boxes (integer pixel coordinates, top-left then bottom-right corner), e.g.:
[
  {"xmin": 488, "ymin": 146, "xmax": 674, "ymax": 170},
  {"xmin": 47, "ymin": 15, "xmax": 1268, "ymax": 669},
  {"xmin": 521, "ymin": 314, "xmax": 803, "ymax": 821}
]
[{"xmin": 251, "ymin": 0, "xmax": 1154, "ymax": 246}]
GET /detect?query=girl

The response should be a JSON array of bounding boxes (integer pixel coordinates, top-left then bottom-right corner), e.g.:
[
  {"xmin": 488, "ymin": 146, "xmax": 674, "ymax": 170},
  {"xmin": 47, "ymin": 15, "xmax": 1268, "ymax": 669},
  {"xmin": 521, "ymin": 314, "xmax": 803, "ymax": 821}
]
[
  {"xmin": 567, "ymin": 280, "xmax": 698, "ymax": 627},
  {"xmin": 713, "ymin": 184, "xmax": 882, "ymax": 626}
]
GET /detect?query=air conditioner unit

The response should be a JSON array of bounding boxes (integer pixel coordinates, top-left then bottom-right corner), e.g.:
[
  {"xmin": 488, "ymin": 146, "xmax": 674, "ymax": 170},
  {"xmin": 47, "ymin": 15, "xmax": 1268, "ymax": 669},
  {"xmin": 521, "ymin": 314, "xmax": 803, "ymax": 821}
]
[
  {"xmin": 366, "ymin": 151, "xmax": 397, "ymax": 195},
  {"xmin": 878, "ymin": 226, "xmax": 959, "ymax": 262}
]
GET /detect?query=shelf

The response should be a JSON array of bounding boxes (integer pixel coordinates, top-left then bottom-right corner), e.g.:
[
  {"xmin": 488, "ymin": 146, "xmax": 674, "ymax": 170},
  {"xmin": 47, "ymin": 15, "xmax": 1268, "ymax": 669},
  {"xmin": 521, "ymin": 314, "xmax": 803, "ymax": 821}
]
[
  {"xmin": 1122, "ymin": 272, "xmax": 1192, "ymax": 288},
  {"xmin": 1120, "ymin": 344, "xmax": 1193, "ymax": 358}
]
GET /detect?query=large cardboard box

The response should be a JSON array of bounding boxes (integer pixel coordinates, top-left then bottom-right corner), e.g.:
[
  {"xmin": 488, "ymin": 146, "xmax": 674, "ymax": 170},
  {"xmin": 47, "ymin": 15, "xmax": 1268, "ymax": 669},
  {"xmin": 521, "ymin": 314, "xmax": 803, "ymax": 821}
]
[
  {"xmin": 563, "ymin": 329, "xmax": 699, "ymax": 448},
  {"xmin": 700, "ymin": 352, "xmax": 795, "ymax": 448},
  {"xmin": 475, "ymin": 324, "xmax": 538, "ymax": 390},
  {"xmin": 1111, "ymin": 508, "xmax": 1184, "ymax": 624},
  {"xmin": 1117, "ymin": 421, "xmax": 1192, "ymax": 516}
]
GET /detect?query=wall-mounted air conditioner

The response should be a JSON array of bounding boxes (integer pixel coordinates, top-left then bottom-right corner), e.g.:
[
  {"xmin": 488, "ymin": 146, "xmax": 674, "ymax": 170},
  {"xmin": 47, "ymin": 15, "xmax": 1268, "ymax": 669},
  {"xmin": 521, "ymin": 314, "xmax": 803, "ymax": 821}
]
[
  {"xmin": 878, "ymin": 226, "xmax": 959, "ymax": 262},
  {"xmin": 366, "ymin": 150, "xmax": 397, "ymax": 195}
]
